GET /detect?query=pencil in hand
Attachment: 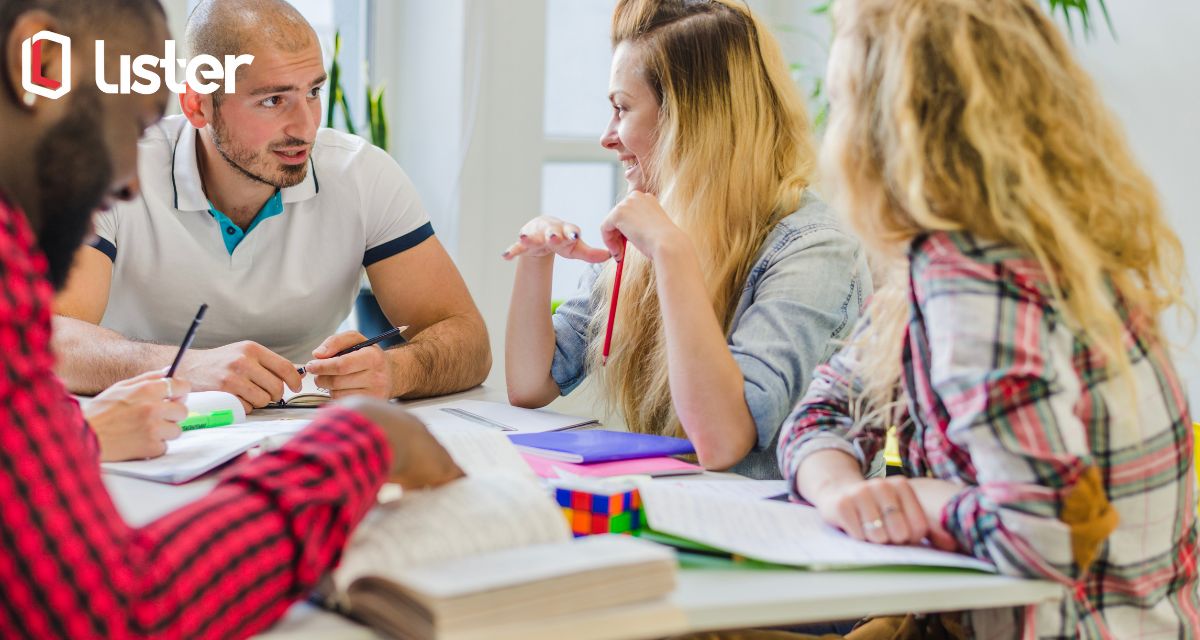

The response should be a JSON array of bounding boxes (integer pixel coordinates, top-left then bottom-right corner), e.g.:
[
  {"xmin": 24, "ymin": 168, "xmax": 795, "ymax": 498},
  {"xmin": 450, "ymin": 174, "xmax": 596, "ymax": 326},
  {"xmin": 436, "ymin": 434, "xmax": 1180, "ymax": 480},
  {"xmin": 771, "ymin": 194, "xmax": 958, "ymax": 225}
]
[{"xmin": 602, "ymin": 237, "xmax": 627, "ymax": 366}]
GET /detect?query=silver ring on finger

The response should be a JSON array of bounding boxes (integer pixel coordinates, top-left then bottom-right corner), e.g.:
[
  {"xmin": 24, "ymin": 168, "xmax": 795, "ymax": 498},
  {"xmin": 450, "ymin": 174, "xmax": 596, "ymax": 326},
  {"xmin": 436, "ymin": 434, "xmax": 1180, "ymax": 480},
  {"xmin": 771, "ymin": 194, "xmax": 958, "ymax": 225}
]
[
  {"xmin": 881, "ymin": 505, "xmax": 901, "ymax": 518},
  {"xmin": 863, "ymin": 518, "xmax": 885, "ymax": 533},
  {"xmin": 164, "ymin": 378, "xmax": 174, "ymax": 399}
]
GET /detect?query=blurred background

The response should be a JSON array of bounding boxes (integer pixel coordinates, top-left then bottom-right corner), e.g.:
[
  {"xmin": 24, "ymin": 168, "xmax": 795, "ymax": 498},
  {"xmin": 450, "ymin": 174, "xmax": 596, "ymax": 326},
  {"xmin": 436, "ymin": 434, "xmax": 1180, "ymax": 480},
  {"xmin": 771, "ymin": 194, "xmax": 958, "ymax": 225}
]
[{"xmin": 158, "ymin": 0, "xmax": 1200, "ymax": 412}]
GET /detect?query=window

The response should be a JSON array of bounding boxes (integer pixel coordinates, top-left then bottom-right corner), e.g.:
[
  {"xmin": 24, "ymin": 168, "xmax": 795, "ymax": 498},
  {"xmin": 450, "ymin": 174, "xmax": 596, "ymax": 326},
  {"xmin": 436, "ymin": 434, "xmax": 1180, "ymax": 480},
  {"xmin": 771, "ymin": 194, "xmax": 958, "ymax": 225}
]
[{"xmin": 542, "ymin": 0, "xmax": 621, "ymax": 301}]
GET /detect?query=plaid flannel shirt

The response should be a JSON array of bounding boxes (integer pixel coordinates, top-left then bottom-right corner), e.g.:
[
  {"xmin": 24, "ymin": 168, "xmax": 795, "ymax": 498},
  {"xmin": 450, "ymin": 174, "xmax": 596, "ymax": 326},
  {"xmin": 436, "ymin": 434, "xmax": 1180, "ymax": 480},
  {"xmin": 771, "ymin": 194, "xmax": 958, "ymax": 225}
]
[
  {"xmin": 779, "ymin": 231, "xmax": 1198, "ymax": 639},
  {"xmin": 0, "ymin": 194, "xmax": 390, "ymax": 638}
]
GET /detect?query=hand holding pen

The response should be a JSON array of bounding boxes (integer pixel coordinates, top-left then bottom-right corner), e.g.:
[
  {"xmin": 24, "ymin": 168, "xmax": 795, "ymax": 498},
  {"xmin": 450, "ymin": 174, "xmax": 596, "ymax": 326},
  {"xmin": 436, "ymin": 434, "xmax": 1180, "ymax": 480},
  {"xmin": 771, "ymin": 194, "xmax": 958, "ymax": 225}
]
[
  {"xmin": 300, "ymin": 326, "xmax": 408, "ymax": 399},
  {"xmin": 88, "ymin": 303, "xmax": 206, "ymax": 461}
]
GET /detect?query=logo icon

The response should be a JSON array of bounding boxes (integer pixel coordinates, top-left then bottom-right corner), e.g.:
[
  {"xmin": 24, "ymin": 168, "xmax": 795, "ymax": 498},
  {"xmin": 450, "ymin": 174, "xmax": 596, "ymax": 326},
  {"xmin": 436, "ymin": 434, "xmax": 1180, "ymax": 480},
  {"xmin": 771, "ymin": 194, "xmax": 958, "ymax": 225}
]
[{"xmin": 22, "ymin": 30, "xmax": 71, "ymax": 100}]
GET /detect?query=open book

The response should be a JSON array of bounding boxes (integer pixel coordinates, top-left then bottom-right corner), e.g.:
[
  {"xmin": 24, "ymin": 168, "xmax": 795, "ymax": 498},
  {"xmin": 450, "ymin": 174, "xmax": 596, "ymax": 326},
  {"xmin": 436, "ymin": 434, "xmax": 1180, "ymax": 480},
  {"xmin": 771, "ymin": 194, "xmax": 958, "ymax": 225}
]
[
  {"xmin": 101, "ymin": 392, "xmax": 310, "ymax": 483},
  {"xmin": 320, "ymin": 424, "xmax": 680, "ymax": 639}
]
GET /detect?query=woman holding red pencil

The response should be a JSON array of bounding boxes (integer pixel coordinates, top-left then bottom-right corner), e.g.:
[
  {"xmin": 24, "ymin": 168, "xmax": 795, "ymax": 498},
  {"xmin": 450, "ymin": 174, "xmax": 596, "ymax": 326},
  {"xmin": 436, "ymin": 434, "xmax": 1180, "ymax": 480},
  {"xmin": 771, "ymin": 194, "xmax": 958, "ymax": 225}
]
[{"xmin": 502, "ymin": 0, "xmax": 872, "ymax": 480}]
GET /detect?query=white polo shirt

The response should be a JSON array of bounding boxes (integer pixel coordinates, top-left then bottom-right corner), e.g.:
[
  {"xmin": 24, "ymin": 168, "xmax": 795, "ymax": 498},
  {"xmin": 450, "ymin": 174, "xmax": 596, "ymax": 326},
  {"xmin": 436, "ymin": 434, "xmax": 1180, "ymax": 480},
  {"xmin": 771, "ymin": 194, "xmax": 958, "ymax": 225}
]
[{"xmin": 91, "ymin": 115, "xmax": 433, "ymax": 362}]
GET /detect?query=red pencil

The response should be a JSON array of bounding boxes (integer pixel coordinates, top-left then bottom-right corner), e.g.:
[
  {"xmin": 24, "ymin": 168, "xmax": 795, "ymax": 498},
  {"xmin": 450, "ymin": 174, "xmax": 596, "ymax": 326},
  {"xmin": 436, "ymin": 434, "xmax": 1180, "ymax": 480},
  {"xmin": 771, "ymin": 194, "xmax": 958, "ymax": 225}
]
[{"xmin": 602, "ymin": 237, "xmax": 627, "ymax": 366}]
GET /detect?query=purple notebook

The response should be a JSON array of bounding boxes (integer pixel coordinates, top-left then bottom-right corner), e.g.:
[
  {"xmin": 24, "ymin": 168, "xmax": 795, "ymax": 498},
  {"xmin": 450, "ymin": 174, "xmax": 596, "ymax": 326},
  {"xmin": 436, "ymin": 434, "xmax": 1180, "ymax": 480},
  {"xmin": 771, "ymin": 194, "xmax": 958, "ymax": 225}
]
[{"xmin": 507, "ymin": 430, "xmax": 695, "ymax": 464}]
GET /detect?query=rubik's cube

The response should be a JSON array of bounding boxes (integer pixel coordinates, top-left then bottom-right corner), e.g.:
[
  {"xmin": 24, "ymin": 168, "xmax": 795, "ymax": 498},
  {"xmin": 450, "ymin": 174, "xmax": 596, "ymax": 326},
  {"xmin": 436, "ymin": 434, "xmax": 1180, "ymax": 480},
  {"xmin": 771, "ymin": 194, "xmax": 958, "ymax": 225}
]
[{"xmin": 554, "ymin": 485, "xmax": 643, "ymax": 537}]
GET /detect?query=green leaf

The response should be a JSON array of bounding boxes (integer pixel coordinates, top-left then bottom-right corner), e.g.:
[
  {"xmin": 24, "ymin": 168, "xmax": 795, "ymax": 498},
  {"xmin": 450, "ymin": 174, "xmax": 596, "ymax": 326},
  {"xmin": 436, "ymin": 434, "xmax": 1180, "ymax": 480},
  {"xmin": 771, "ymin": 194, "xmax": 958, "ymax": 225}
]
[{"xmin": 326, "ymin": 31, "xmax": 343, "ymax": 129}]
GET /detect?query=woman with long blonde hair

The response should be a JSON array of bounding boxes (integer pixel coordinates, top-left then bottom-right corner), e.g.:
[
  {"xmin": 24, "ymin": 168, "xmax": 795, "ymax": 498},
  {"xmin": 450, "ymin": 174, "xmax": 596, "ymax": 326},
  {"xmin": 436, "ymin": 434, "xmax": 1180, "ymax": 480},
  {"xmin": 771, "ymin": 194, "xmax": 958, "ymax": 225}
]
[
  {"xmin": 504, "ymin": 0, "xmax": 871, "ymax": 479},
  {"xmin": 779, "ymin": 0, "xmax": 1197, "ymax": 636}
]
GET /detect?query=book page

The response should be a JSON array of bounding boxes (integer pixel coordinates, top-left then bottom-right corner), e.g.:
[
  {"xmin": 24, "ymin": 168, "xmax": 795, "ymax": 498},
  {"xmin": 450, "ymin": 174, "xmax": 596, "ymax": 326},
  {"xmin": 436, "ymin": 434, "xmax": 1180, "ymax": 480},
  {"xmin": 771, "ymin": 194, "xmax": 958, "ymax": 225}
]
[
  {"xmin": 639, "ymin": 483, "xmax": 994, "ymax": 572},
  {"xmin": 394, "ymin": 535, "xmax": 674, "ymax": 599},
  {"xmin": 332, "ymin": 471, "xmax": 571, "ymax": 592}
]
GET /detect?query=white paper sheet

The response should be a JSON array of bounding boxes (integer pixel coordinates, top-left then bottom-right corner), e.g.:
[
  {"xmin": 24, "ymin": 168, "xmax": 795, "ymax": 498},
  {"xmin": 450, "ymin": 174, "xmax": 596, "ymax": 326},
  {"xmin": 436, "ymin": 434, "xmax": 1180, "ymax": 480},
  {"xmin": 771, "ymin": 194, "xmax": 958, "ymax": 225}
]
[
  {"xmin": 639, "ymin": 483, "xmax": 994, "ymax": 572},
  {"xmin": 657, "ymin": 479, "xmax": 789, "ymax": 501},
  {"xmin": 100, "ymin": 419, "xmax": 311, "ymax": 483},
  {"xmin": 101, "ymin": 429, "xmax": 266, "ymax": 483},
  {"xmin": 421, "ymin": 420, "xmax": 535, "ymax": 477},
  {"xmin": 410, "ymin": 400, "xmax": 597, "ymax": 433}
]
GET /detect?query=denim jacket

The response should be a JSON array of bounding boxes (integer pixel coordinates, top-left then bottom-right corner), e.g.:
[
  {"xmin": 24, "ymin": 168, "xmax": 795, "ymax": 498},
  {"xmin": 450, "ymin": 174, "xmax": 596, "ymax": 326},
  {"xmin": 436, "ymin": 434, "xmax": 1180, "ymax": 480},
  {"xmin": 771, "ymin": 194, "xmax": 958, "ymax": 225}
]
[{"xmin": 550, "ymin": 191, "xmax": 872, "ymax": 479}]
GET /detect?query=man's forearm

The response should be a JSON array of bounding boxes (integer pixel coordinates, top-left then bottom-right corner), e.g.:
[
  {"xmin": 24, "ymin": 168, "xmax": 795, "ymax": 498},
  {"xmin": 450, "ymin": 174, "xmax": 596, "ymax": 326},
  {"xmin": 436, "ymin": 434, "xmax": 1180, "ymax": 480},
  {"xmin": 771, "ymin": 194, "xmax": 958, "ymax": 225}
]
[
  {"xmin": 387, "ymin": 312, "xmax": 491, "ymax": 399},
  {"xmin": 52, "ymin": 315, "xmax": 176, "ymax": 394}
]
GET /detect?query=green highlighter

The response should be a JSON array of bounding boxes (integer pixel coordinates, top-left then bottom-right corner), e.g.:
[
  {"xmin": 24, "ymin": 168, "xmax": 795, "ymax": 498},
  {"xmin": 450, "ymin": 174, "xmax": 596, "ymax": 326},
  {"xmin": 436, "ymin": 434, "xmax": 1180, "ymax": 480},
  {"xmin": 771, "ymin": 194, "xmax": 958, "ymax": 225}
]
[{"xmin": 180, "ymin": 409, "xmax": 237, "ymax": 431}]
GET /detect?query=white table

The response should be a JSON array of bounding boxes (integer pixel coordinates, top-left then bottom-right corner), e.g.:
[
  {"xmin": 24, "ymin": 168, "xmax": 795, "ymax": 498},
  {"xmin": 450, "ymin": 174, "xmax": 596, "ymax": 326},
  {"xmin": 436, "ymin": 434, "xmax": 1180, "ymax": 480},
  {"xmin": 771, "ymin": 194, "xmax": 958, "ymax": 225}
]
[{"xmin": 103, "ymin": 387, "xmax": 1064, "ymax": 639}]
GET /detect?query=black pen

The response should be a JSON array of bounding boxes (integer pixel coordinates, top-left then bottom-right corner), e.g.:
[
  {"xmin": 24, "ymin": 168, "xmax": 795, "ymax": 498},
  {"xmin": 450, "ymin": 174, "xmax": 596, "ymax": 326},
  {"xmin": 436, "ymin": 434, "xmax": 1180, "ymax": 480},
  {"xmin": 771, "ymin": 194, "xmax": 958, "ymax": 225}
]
[
  {"xmin": 166, "ymin": 303, "xmax": 208, "ymax": 379},
  {"xmin": 297, "ymin": 325, "xmax": 407, "ymax": 375}
]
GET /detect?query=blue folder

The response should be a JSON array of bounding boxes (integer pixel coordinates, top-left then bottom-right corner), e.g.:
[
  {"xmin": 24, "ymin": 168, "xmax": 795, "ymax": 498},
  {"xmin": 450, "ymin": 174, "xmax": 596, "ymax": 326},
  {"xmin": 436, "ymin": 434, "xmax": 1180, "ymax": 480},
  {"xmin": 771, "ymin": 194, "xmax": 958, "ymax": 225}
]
[{"xmin": 507, "ymin": 430, "xmax": 695, "ymax": 464}]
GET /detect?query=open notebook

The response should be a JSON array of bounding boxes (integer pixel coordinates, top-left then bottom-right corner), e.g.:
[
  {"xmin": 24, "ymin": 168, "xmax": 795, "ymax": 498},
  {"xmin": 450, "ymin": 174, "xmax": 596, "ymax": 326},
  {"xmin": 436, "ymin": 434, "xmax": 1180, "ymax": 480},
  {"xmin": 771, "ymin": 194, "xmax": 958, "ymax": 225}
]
[
  {"xmin": 319, "ymin": 423, "xmax": 680, "ymax": 640},
  {"xmin": 101, "ymin": 391, "xmax": 310, "ymax": 483},
  {"xmin": 270, "ymin": 374, "xmax": 332, "ymax": 408}
]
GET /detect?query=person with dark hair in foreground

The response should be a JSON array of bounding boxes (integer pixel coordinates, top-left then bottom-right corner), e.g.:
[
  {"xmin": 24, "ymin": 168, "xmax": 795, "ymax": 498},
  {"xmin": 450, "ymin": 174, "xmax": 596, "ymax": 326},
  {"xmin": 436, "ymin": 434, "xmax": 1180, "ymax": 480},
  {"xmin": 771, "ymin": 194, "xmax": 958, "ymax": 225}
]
[{"xmin": 0, "ymin": 1, "xmax": 462, "ymax": 636}]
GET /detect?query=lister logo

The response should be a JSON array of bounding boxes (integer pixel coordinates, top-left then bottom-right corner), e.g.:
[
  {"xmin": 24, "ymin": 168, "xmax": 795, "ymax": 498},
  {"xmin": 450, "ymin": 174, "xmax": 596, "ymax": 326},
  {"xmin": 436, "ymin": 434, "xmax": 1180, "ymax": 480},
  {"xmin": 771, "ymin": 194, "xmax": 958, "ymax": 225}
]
[
  {"xmin": 22, "ymin": 30, "xmax": 254, "ymax": 99},
  {"xmin": 22, "ymin": 31, "xmax": 70, "ymax": 99}
]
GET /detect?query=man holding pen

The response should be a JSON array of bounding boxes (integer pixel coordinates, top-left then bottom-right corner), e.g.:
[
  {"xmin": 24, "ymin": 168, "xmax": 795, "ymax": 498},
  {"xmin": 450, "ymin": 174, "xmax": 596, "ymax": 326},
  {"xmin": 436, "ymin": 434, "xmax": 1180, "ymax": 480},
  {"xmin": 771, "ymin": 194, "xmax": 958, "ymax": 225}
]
[
  {"xmin": 0, "ymin": 0, "xmax": 463, "ymax": 636},
  {"xmin": 52, "ymin": 0, "xmax": 490, "ymax": 412}
]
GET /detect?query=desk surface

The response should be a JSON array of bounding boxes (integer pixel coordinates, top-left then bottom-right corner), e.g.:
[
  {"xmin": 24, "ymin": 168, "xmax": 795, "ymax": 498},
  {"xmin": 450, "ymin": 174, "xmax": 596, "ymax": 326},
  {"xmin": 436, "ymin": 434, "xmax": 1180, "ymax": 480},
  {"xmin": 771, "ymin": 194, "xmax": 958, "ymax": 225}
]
[{"xmin": 102, "ymin": 387, "xmax": 1063, "ymax": 639}]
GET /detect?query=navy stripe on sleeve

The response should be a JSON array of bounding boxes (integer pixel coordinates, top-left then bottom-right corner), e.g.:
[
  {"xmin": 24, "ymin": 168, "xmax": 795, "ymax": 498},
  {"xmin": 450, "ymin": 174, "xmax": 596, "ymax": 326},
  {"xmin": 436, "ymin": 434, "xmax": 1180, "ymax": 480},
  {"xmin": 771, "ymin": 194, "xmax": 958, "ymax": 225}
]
[
  {"xmin": 88, "ymin": 237, "xmax": 117, "ymax": 262},
  {"xmin": 362, "ymin": 222, "xmax": 435, "ymax": 267}
]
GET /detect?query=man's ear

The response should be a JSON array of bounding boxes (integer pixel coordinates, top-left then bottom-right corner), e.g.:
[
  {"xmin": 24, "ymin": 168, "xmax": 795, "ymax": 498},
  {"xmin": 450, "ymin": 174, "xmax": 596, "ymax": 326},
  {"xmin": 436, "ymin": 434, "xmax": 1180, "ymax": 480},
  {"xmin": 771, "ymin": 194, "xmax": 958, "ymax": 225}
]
[
  {"xmin": 179, "ymin": 85, "xmax": 212, "ymax": 128},
  {"xmin": 5, "ymin": 11, "xmax": 66, "ymax": 111}
]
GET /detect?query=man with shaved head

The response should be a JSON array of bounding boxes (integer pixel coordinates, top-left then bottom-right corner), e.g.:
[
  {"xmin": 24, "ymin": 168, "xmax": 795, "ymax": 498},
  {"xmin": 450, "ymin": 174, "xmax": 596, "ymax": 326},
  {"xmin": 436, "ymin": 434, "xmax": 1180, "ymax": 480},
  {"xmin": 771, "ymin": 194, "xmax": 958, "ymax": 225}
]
[
  {"xmin": 0, "ymin": 0, "xmax": 464, "ymax": 636},
  {"xmin": 53, "ymin": 0, "xmax": 491, "ymax": 412}
]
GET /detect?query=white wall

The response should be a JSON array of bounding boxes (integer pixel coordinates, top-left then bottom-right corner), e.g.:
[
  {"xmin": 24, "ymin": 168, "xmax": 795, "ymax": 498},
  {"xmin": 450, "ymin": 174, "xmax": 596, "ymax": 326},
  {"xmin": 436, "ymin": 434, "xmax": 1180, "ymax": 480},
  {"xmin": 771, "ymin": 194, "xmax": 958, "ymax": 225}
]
[{"xmin": 1072, "ymin": 0, "xmax": 1200, "ymax": 407}]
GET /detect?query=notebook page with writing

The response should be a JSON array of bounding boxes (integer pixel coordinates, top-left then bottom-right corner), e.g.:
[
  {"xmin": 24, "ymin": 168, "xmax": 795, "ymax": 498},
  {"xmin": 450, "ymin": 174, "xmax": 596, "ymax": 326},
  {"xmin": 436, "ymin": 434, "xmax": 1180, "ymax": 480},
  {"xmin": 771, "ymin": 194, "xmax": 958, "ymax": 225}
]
[
  {"xmin": 639, "ymin": 483, "xmax": 994, "ymax": 572},
  {"xmin": 331, "ymin": 472, "xmax": 571, "ymax": 593}
]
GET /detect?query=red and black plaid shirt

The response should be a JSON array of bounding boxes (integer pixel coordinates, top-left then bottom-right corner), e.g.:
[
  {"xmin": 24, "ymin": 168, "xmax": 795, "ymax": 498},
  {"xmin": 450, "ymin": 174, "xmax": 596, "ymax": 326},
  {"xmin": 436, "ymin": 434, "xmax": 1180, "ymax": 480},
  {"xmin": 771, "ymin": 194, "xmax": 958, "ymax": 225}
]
[{"xmin": 0, "ymin": 195, "xmax": 391, "ymax": 638}]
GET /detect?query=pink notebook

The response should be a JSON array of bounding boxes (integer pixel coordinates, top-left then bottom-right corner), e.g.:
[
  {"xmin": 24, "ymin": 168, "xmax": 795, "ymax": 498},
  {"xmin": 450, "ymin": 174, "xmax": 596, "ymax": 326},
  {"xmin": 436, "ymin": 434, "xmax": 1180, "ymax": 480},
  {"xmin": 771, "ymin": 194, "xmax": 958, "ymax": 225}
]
[{"xmin": 521, "ymin": 453, "xmax": 702, "ymax": 479}]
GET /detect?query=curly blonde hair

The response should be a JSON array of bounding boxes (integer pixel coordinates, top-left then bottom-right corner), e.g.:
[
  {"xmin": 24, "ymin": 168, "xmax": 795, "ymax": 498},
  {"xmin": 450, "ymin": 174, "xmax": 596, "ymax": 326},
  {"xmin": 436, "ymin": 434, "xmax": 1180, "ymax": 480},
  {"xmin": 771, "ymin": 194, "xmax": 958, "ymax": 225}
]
[{"xmin": 821, "ymin": 0, "xmax": 1190, "ymax": 414}]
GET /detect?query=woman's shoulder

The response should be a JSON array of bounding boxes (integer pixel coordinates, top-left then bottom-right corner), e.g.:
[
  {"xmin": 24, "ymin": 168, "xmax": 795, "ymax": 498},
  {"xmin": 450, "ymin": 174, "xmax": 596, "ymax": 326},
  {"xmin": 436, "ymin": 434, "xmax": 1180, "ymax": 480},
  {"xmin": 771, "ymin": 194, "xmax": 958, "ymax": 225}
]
[{"xmin": 761, "ymin": 190, "xmax": 857, "ymax": 258}]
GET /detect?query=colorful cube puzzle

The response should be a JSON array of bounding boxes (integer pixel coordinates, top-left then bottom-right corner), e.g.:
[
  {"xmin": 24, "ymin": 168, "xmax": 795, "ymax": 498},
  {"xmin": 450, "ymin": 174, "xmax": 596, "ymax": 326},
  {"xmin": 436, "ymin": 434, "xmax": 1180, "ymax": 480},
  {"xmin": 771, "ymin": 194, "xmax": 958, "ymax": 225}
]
[{"xmin": 554, "ymin": 483, "xmax": 643, "ymax": 537}]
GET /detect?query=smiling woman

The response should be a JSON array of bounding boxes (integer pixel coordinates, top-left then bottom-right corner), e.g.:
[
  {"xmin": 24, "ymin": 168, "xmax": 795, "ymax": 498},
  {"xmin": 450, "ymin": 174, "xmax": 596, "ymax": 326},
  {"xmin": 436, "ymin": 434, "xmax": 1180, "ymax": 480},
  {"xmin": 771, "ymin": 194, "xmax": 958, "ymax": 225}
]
[{"xmin": 504, "ymin": 0, "xmax": 872, "ymax": 480}]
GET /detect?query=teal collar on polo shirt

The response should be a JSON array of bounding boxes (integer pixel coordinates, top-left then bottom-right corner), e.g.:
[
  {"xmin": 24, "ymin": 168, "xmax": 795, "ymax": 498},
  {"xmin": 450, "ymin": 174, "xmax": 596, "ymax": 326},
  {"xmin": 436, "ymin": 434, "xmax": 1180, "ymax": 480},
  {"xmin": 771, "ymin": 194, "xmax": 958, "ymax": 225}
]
[
  {"xmin": 169, "ymin": 125, "xmax": 321, "ymax": 252},
  {"xmin": 207, "ymin": 190, "xmax": 284, "ymax": 254}
]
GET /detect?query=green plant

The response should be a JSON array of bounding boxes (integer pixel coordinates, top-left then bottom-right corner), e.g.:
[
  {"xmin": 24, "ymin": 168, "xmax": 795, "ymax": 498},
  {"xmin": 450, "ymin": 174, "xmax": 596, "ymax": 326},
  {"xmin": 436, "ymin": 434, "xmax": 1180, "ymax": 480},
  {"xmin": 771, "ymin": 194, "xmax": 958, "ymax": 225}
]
[
  {"xmin": 325, "ymin": 30, "xmax": 390, "ymax": 152},
  {"xmin": 1046, "ymin": 0, "xmax": 1113, "ymax": 37}
]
